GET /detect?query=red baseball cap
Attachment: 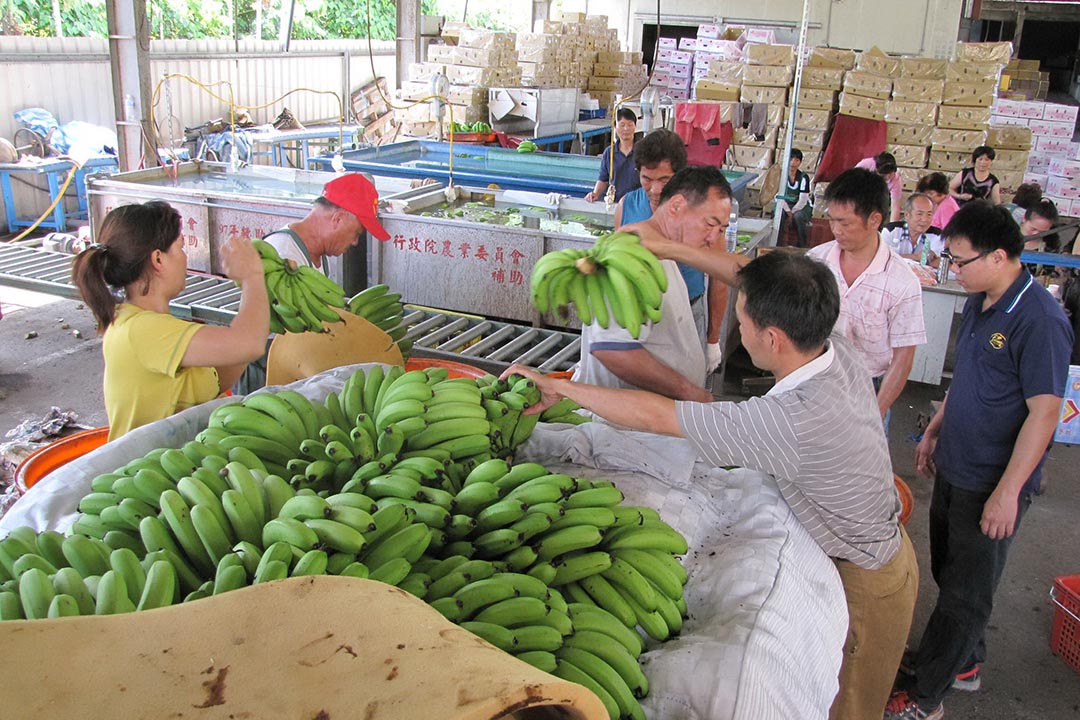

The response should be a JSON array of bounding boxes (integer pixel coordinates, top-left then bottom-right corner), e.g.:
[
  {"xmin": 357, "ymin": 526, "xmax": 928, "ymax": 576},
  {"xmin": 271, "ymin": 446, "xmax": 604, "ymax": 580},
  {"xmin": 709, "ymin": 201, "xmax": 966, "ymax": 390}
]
[{"xmin": 321, "ymin": 173, "xmax": 390, "ymax": 241}]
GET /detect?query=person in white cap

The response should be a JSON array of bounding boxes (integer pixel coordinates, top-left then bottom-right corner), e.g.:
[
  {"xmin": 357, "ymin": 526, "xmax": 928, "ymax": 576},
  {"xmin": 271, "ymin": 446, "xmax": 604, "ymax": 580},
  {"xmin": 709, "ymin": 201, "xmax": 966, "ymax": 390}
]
[
  {"xmin": 263, "ymin": 172, "xmax": 390, "ymax": 271},
  {"xmin": 236, "ymin": 172, "xmax": 391, "ymax": 393}
]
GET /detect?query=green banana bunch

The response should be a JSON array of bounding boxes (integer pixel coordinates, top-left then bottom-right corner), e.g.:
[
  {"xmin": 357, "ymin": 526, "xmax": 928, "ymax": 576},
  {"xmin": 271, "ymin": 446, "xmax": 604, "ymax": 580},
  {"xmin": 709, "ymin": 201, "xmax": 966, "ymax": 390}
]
[
  {"xmin": 254, "ymin": 238, "xmax": 346, "ymax": 334},
  {"xmin": 517, "ymin": 140, "xmax": 537, "ymax": 153},
  {"xmin": 529, "ymin": 231, "xmax": 668, "ymax": 339},
  {"xmin": 346, "ymin": 284, "xmax": 411, "ymax": 359}
]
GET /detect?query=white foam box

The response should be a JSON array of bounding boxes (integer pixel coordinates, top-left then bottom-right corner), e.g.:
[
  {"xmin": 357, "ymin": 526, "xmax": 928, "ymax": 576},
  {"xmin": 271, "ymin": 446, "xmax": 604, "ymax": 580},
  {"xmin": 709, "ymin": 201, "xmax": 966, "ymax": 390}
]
[
  {"xmin": 1024, "ymin": 172, "xmax": 1049, "ymax": 188},
  {"xmin": 839, "ymin": 92, "xmax": 886, "ymax": 120},
  {"xmin": 692, "ymin": 64, "xmax": 712, "ymax": 79},
  {"xmin": 743, "ymin": 64, "xmax": 794, "ymax": 87},
  {"xmin": 1046, "ymin": 175, "xmax": 1080, "ymax": 199},
  {"xmin": 654, "ymin": 61, "xmax": 676, "ymax": 74},
  {"xmin": 885, "ymin": 101, "xmax": 938, "ymax": 125},
  {"xmin": 992, "ymin": 98, "xmax": 1023, "ymax": 117},
  {"xmin": 1070, "ymin": 199, "xmax": 1080, "ymax": 218},
  {"xmin": 842, "ymin": 71, "xmax": 893, "ymax": 100},
  {"xmin": 679, "ymin": 37, "xmax": 698, "ymax": 51},
  {"xmin": 669, "ymin": 88, "xmax": 690, "ymax": 100},
  {"xmin": 987, "ymin": 125, "xmax": 1032, "ymax": 150},
  {"xmin": 1044, "ymin": 103, "xmax": 1079, "ymax": 124},
  {"xmin": 667, "ymin": 75, "xmax": 692, "ymax": 90},
  {"xmin": 887, "ymin": 123, "xmax": 934, "ymax": 146},
  {"xmin": 794, "ymin": 108, "xmax": 832, "ymax": 130},
  {"xmin": 889, "ymin": 143, "xmax": 929, "ymax": 167},
  {"xmin": 670, "ymin": 64, "xmax": 691, "ymax": 79},
  {"xmin": 1029, "ymin": 119, "xmax": 1074, "ymax": 138},
  {"xmin": 930, "ymin": 127, "xmax": 988, "ymax": 150},
  {"xmin": 990, "ymin": 115, "xmax": 1029, "ymax": 128},
  {"xmin": 658, "ymin": 37, "xmax": 677, "ymax": 49},
  {"xmin": 1018, "ymin": 101, "xmax": 1046, "ymax": 119},
  {"xmin": 802, "ymin": 67, "xmax": 845, "ymax": 90},
  {"xmin": 1032, "ymin": 134, "xmax": 1075, "ymax": 153},
  {"xmin": 1048, "ymin": 156, "xmax": 1080, "ymax": 180},
  {"xmin": 746, "ymin": 28, "xmax": 777, "ymax": 44},
  {"xmin": 744, "ymin": 43, "xmax": 795, "ymax": 66},
  {"xmin": 937, "ymin": 105, "xmax": 991, "ymax": 129},
  {"xmin": 741, "ymin": 85, "xmax": 789, "ymax": 104},
  {"xmin": 1027, "ymin": 151, "xmax": 1053, "ymax": 172},
  {"xmin": 697, "ymin": 24, "xmax": 722, "ymax": 39},
  {"xmin": 672, "ymin": 50, "xmax": 694, "ymax": 65}
]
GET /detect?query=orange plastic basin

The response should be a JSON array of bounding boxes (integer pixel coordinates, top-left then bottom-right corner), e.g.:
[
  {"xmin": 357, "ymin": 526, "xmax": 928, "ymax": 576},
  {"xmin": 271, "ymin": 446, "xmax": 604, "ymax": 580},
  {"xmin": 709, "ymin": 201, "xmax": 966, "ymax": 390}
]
[
  {"xmin": 14, "ymin": 426, "xmax": 109, "ymax": 495},
  {"xmin": 544, "ymin": 371, "xmax": 574, "ymax": 380},
  {"xmin": 404, "ymin": 357, "xmax": 489, "ymax": 380},
  {"xmin": 895, "ymin": 475, "xmax": 914, "ymax": 526}
]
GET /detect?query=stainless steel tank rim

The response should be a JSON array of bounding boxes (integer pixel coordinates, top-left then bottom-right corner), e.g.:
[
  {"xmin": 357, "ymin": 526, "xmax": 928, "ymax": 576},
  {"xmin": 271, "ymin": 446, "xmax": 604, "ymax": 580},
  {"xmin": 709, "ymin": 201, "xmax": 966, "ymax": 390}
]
[{"xmin": 86, "ymin": 188, "xmax": 312, "ymax": 219}]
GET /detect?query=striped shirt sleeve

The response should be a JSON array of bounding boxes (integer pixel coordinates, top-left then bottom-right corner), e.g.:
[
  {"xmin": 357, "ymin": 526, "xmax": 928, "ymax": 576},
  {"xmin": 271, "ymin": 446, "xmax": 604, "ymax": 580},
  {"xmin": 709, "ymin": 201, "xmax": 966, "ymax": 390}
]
[{"xmin": 676, "ymin": 396, "xmax": 801, "ymax": 480}]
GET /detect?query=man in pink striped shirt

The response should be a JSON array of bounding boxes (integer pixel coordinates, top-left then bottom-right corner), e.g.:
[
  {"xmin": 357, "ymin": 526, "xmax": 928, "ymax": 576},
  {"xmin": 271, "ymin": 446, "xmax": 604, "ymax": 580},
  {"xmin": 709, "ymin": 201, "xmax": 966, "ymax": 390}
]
[{"xmin": 809, "ymin": 168, "xmax": 927, "ymax": 433}]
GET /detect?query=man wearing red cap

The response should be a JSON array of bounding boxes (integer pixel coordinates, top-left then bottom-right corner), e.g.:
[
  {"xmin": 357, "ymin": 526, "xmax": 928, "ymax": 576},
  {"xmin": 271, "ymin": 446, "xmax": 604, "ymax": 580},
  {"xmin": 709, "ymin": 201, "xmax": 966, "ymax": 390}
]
[
  {"xmin": 236, "ymin": 172, "xmax": 390, "ymax": 393},
  {"xmin": 263, "ymin": 172, "xmax": 390, "ymax": 270}
]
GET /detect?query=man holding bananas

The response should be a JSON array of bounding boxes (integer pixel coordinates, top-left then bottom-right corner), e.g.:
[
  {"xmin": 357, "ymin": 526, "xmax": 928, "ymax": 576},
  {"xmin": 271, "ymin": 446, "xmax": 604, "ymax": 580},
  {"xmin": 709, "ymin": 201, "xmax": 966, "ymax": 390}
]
[
  {"xmin": 506, "ymin": 250, "xmax": 916, "ymax": 720},
  {"xmin": 574, "ymin": 166, "xmax": 733, "ymax": 403},
  {"xmin": 236, "ymin": 173, "xmax": 391, "ymax": 394}
]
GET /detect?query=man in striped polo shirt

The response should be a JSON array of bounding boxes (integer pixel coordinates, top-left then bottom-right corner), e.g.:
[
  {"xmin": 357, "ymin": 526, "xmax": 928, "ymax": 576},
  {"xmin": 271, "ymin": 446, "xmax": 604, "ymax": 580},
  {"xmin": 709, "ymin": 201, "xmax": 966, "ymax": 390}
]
[{"xmin": 505, "ymin": 251, "xmax": 918, "ymax": 720}]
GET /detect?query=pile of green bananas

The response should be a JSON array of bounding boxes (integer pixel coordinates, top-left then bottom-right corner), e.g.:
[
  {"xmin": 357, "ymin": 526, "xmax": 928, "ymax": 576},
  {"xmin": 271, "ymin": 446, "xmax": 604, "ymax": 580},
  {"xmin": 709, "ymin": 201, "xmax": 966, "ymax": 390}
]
[
  {"xmin": 516, "ymin": 140, "xmax": 538, "ymax": 153},
  {"xmin": 0, "ymin": 366, "xmax": 687, "ymax": 720},
  {"xmin": 346, "ymin": 284, "xmax": 412, "ymax": 358},
  {"xmin": 451, "ymin": 121, "xmax": 491, "ymax": 134},
  {"xmin": 530, "ymin": 232, "xmax": 668, "ymax": 339},
  {"xmin": 255, "ymin": 239, "xmax": 345, "ymax": 334}
]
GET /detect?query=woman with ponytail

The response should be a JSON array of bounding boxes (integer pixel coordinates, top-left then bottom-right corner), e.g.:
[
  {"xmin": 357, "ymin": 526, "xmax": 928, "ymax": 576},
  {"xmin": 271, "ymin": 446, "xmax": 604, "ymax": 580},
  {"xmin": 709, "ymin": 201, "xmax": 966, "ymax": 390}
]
[{"xmin": 73, "ymin": 200, "xmax": 269, "ymax": 439}]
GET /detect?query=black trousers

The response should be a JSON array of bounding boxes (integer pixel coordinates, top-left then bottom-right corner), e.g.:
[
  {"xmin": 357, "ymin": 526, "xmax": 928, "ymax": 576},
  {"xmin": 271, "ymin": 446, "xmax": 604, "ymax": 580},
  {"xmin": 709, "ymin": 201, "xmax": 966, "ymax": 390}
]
[{"xmin": 911, "ymin": 476, "xmax": 1032, "ymax": 708}]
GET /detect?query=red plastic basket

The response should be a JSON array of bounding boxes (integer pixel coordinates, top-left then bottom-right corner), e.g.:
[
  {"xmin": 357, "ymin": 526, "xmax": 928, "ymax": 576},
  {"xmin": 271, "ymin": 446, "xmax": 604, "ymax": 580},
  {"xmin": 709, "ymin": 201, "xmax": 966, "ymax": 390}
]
[{"xmin": 1050, "ymin": 574, "xmax": 1080, "ymax": 674}]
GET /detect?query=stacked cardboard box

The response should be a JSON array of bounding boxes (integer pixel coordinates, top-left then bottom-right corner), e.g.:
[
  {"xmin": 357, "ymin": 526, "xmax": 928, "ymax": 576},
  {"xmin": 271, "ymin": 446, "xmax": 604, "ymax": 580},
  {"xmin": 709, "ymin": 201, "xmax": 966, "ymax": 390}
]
[
  {"xmin": 689, "ymin": 23, "xmax": 747, "ymax": 98},
  {"xmin": 999, "ymin": 58, "xmax": 1049, "ymax": 101},
  {"xmin": 725, "ymin": 42, "xmax": 796, "ymax": 169},
  {"xmin": 838, "ymin": 48, "xmax": 896, "ymax": 122},
  {"xmin": 991, "ymin": 97, "xmax": 1076, "ymax": 206},
  {"xmin": 536, "ymin": 13, "xmax": 628, "ymax": 107},
  {"xmin": 402, "ymin": 25, "xmax": 521, "ymax": 133}
]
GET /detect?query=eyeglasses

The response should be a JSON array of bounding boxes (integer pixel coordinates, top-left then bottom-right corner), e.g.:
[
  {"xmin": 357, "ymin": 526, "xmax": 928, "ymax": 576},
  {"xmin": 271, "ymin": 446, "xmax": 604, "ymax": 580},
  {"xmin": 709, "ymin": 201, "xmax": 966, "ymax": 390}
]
[{"xmin": 941, "ymin": 250, "xmax": 990, "ymax": 269}]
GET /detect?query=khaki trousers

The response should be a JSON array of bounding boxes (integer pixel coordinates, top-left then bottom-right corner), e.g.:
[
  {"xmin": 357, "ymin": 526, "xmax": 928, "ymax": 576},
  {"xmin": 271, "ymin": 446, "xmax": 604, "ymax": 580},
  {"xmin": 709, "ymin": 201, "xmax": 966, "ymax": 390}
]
[{"xmin": 829, "ymin": 527, "xmax": 919, "ymax": 720}]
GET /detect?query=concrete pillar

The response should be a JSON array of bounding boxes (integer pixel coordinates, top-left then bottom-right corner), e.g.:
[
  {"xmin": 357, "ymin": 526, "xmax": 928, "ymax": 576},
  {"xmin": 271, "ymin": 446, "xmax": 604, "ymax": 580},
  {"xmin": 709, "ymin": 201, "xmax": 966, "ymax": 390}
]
[
  {"xmin": 105, "ymin": 0, "xmax": 155, "ymax": 170},
  {"xmin": 397, "ymin": 0, "xmax": 421, "ymax": 89}
]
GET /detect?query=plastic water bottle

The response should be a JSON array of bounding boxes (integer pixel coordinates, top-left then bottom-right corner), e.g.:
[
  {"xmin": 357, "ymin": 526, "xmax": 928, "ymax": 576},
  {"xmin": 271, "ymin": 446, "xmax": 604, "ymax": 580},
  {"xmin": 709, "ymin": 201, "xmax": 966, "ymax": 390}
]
[{"xmin": 725, "ymin": 197, "xmax": 739, "ymax": 252}]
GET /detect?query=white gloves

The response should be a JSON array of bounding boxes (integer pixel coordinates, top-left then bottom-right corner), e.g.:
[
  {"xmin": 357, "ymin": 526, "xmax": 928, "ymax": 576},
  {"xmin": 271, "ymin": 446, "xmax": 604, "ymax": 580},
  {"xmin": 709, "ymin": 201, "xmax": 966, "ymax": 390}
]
[
  {"xmin": 706, "ymin": 343, "xmax": 723, "ymax": 373},
  {"xmin": 546, "ymin": 192, "xmax": 569, "ymax": 206}
]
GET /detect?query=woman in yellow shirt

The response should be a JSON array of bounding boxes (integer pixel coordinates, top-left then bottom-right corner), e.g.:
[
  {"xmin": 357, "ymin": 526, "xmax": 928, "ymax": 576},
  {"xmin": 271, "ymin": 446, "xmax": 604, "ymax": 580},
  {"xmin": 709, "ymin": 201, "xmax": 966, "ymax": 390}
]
[{"xmin": 72, "ymin": 201, "xmax": 270, "ymax": 439}]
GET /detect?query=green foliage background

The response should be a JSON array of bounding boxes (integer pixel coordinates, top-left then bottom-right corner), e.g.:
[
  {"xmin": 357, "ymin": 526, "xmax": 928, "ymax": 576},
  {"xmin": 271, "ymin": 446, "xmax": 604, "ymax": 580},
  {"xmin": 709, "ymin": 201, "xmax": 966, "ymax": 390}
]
[{"xmin": 0, "ymin": 0, "xmax": 448, "ymax": 40}]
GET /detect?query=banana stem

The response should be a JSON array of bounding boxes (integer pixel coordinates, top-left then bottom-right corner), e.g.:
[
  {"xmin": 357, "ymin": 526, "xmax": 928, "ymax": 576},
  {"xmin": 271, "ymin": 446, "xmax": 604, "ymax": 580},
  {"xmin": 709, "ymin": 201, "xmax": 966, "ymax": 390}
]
[{"xmin": 575, "ymin": 256, "xmax": 598, "ymax": 275}]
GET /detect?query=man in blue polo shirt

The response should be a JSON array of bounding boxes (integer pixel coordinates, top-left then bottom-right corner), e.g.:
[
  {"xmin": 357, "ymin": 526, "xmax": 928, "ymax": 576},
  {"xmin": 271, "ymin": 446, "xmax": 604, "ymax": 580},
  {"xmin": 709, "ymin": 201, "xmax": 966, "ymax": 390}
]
[{"xmin": 886, "ymin": 201, "xmax": 1073, "ymax": 720}]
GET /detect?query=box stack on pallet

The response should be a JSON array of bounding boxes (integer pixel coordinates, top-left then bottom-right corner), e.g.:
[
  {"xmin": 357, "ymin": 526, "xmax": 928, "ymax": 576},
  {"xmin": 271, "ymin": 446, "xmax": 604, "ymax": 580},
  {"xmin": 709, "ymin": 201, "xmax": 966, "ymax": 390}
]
[
  {"xmin": 398, "ymin": 25, "xmax": 521, "ymax": 135},
  {"xmin": 649, "ymin": 38, "xmax": 693, "ymax": 102},
  {"xmin": 992, "ymin": 97, "xmax": 1079, "ymax": 216},
  {"xmin": 1000, "ymin": 57, "xmax": 1050, "ymax": 101},
  {"xmin": 925, "ymin": 44, "xmax": 1008, "ymax": 188},
  {"xmin": 795, "ymin": 47, "xmax": 848, "ymax": 176},
  {"xmin": 735, "ymin": 41, "xmax": 793, "ymax": 171},
  {"xmin": 538, "ymin": 13, "xmax": 633, "ymax": 110},
  {"xmin": 886, "ymin": 57, "xmax": 943, "ymax": 192}
]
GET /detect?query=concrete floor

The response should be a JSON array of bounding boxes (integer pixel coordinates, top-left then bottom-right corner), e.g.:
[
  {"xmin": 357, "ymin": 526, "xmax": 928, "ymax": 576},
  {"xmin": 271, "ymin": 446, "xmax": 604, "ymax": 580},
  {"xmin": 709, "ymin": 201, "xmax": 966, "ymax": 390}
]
[{"xmin": 1, "ymin": 285, "xmax": 1079, "ymax": 718}]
